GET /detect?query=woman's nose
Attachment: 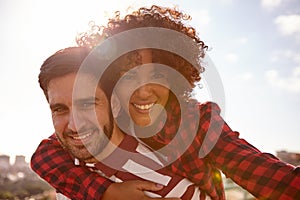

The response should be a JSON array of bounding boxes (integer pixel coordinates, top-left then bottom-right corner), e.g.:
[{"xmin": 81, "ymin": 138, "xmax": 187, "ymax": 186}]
[{"xmin": 134, "ymin": 84, "xmax": 153, "ymax": 98}]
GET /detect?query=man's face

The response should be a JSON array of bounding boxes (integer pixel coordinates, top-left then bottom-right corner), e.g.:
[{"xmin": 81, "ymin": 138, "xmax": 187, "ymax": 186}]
[{"xmin": 47, "ymin": 73, "xmax": 113, "ymax": 161}]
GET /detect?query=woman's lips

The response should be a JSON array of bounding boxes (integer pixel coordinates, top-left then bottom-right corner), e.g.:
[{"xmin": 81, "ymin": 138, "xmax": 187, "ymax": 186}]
[{"xmin": 133, "ymin": 103, "xmax": 155, "ymax": 110}]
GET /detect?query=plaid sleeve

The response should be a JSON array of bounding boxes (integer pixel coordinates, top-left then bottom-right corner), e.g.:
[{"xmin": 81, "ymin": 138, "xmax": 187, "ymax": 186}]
[
  {"xmin": 30, "ymin": 134, "xmax": 113, "ymax": 200},
  {"xmin": 204, "ymin": 102, "xmax": 300, "ymax": 200}
]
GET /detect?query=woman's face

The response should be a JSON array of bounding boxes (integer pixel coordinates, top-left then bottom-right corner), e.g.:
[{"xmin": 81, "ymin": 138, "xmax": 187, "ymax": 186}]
[{"xmin": 114, "ymin": 50, "xmax": 170, "ymax": 127}]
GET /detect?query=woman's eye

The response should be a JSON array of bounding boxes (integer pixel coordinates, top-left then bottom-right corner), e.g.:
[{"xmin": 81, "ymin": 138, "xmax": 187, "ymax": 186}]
[
  {"xmin": 120, "ymin": 72, "xmax": 138, "ymax": 82},
  {"xmin": 122, "ymin": 74, "xmax": 135, "ymax": 80},
  {"xmin": 152, "ymin": 72, "xmax": 167, "ymax": 80},
  {"xmin": 153, "ymin": 73, "xmax": 164, "ymax": 79}
]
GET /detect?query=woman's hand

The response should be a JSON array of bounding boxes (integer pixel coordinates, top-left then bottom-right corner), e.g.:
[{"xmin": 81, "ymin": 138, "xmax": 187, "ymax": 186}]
[{"xmin": 102, "ymin": 180, "xmax": 181, "ymax": 200}]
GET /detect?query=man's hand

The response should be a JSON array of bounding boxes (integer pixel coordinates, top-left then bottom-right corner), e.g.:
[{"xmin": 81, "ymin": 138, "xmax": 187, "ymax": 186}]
[{"xmin": 102, "ymin": 180, "xmax": 181, "ymax": 200}]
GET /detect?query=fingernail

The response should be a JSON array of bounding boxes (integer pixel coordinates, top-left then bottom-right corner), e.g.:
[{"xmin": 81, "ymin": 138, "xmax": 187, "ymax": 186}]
[{"xmin": 155, "ymin": 183, "xmax": 163, "ymax": 188}]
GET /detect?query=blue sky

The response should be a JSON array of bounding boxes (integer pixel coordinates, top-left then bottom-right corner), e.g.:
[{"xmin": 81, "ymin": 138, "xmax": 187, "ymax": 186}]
[{"xmin": 0, "ymin": 0, "xmax": 299, "ymax": 163}]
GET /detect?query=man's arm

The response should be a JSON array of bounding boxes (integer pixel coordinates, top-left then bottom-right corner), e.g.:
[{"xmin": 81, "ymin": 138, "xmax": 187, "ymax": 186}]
[{"xmin": 30, "ymin": 134, "xmax": 112, "ymax": 199}]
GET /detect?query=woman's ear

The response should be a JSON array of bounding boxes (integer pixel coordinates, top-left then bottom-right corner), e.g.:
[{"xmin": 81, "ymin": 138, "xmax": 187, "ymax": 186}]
[{"xmin": 111, "ymin": 93, "xmax": 121, "ymax": 118}]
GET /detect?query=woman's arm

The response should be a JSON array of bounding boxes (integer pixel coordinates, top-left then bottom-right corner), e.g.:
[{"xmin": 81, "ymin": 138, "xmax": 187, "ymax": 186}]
[
  {"xmin": 30, "ymin": 134, "xmax": 112, "ymax": 199},
  {"xmin": 205, "ymin": 103, "xmax": 300, "ymax": 199}
]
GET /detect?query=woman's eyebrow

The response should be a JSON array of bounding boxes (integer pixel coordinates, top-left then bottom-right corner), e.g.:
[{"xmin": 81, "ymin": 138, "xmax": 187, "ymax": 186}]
[{"xmin": 120, "ymin": 69, "xmax": 137, "ymax": 76}]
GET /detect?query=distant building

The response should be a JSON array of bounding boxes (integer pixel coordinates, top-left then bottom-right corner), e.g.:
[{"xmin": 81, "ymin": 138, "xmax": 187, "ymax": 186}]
[
  {"xmin": 276, "ymin": 150, "xmax": 300, "ymax": 166},
  {"xmin": 0, "ymin": 155, "xmax": 55, "ymax": 199},
  {"xmin": 0, "ymin": 155, "xmax": 10, "ymax": 174},
  {"xmin": 11, "ymin": 155, "xmax": 35, "ymax": 178},
  {"xmin": 0, "ymin": 154, "xmax": 38, "ymax": 182},
  {"xmin": 13, "ymin": 155, "xmax": 27, "ymax": 170}
]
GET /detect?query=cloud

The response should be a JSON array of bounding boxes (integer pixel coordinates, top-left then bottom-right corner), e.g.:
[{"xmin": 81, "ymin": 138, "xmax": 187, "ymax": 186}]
[
  {"xmin": 261, "ymin": 0, "xmax": 283, "ymax": 10},
  {"xmin": 235, "ymin": 37, "xmax": 248, "ymax": 45},
  {"xmin": 225, "ymin": 53, "xmax": 238, "ymax": 63},
  {"xmin": 190, "ymin": 9, "xmax": 211, "ymax": 28},
  {"xmin": 239, "ymin": 72, "xmax": 253, "ymax": 81},
  {"xmin": 274, "ymin": 14, "xmax": 300, "ymax": 37},
  {"xmin": 270, "ymin": 50, "xmax": 300, "ymax": 64},
  {"xmin": 219, "ymin": 0, "xmax": 234, "ymax": 5},
  {"xmin": 293, "ymin": 53, "xmax": 300, "ymax": 64},
  {"xmin": 265, "ymin": 67, "xmax": 300, "ymax": 93}
]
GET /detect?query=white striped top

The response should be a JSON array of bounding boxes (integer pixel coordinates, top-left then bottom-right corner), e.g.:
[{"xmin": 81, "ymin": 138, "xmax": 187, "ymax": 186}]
[{"xmin": 86, "ymin": 135, "xmax": 210, "ymax": 200}]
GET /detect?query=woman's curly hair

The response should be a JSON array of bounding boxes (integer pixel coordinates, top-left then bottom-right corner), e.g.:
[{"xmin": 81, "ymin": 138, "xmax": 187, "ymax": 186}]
[{"xmin": 76, "ymin": 5, "xmax": 208, "ymax": 98}]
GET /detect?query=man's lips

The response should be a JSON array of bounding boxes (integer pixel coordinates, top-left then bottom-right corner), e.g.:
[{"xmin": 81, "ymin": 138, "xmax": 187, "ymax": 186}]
[
  {"xmin": 67, "ymin": 129, "xmax": 95, "ymax": 145},
  {"xmin": 72, "ymin": 132, "xmax": 92, "ymax": 140}
]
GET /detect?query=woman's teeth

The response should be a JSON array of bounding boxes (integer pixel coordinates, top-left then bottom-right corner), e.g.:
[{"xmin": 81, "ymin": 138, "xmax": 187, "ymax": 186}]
[{"xmin": 133, "ymin": 103, "xmax": 155, "ymax": 110}]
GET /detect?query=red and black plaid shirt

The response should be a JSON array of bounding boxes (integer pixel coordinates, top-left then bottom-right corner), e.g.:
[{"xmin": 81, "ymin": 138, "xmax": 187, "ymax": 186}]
[{"xmin": 31, "ymin": 101, "xmax": 300, "ymax": 200}]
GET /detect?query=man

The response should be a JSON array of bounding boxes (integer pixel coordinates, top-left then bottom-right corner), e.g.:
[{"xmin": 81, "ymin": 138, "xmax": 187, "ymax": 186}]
[{"xmin": 34, "ymin": 46, "xmax": 209, "ymax": 200}]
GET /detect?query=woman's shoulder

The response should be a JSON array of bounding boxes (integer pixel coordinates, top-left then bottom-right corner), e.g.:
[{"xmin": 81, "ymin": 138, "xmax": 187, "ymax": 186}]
[{"xmin": 188, "ymin": 99, "xmax": 221, "ymax": 114}]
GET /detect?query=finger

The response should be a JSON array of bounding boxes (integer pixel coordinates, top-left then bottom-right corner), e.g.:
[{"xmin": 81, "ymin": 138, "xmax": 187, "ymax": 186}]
[
  {"xmin": 142, "ymin": 195, "xmax": 181, "ymax": 200},
  {"xmin": 135, "ymin": 180, "xmax": 164, "ymax": 191}
]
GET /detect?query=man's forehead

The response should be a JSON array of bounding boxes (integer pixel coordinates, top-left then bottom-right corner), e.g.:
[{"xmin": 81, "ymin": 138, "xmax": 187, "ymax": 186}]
[
  {"xmin": 48, "ymin": 72, "xmax": 104, "ymax": 98},
  {"xmin": 73, "ymin": 88, "xmax": 105, "ymax": 100},
  {"xmin": 73, "ymin": 74, "xmax": 106, "ymax": 99},
  {"xmin": 73, "ymin": 72, "xmax": 99, "ymax": 88}
]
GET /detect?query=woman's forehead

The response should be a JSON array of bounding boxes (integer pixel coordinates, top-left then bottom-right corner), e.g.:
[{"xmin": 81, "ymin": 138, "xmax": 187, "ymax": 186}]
[
  {"xmin": 114, "ymin": 49, "xmax": 152, "ymax": 70},
  {"xmin": 109, "ymin": 49, "xmax": 175, "ymax": 79}
]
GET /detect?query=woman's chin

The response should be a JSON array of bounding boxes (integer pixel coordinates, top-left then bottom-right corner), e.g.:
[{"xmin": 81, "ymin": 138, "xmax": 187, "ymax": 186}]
[{"xmin": 134, "ymin": 118, "xmax": 152, "ymax": 127}]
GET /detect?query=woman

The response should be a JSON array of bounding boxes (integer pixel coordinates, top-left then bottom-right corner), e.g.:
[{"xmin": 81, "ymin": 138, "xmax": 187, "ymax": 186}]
[{"xmin": 31, "ymin": 5, "xmax": 300, "ymax": 200}]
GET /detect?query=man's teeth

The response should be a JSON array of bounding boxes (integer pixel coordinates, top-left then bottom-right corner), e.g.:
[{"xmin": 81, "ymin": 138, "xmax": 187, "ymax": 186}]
[
  {"xmin": 72, "ymin": 132, "xmax": 92, "ymax": 140},
  {"xmin": 133, "ymin": 103, "xmax": 155, "ymax": 110}
]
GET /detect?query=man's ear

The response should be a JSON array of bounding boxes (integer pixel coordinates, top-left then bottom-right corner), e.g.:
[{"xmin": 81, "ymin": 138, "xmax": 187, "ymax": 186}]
[{"xmin": 111, "ymin": 93, "xmax": 121, "ymax": 118}]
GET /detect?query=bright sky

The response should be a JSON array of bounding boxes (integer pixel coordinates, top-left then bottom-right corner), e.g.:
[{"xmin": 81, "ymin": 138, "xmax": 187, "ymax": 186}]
[{"xmin": 1, "ymin": 0, "xmax": 299, "ymax": 163}]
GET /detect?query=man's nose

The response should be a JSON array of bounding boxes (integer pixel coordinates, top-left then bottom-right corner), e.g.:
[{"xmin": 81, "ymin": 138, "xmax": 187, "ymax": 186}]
[{"xmin": 67, "ymin": 110, "xmax": 82, "ymax": 132}]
